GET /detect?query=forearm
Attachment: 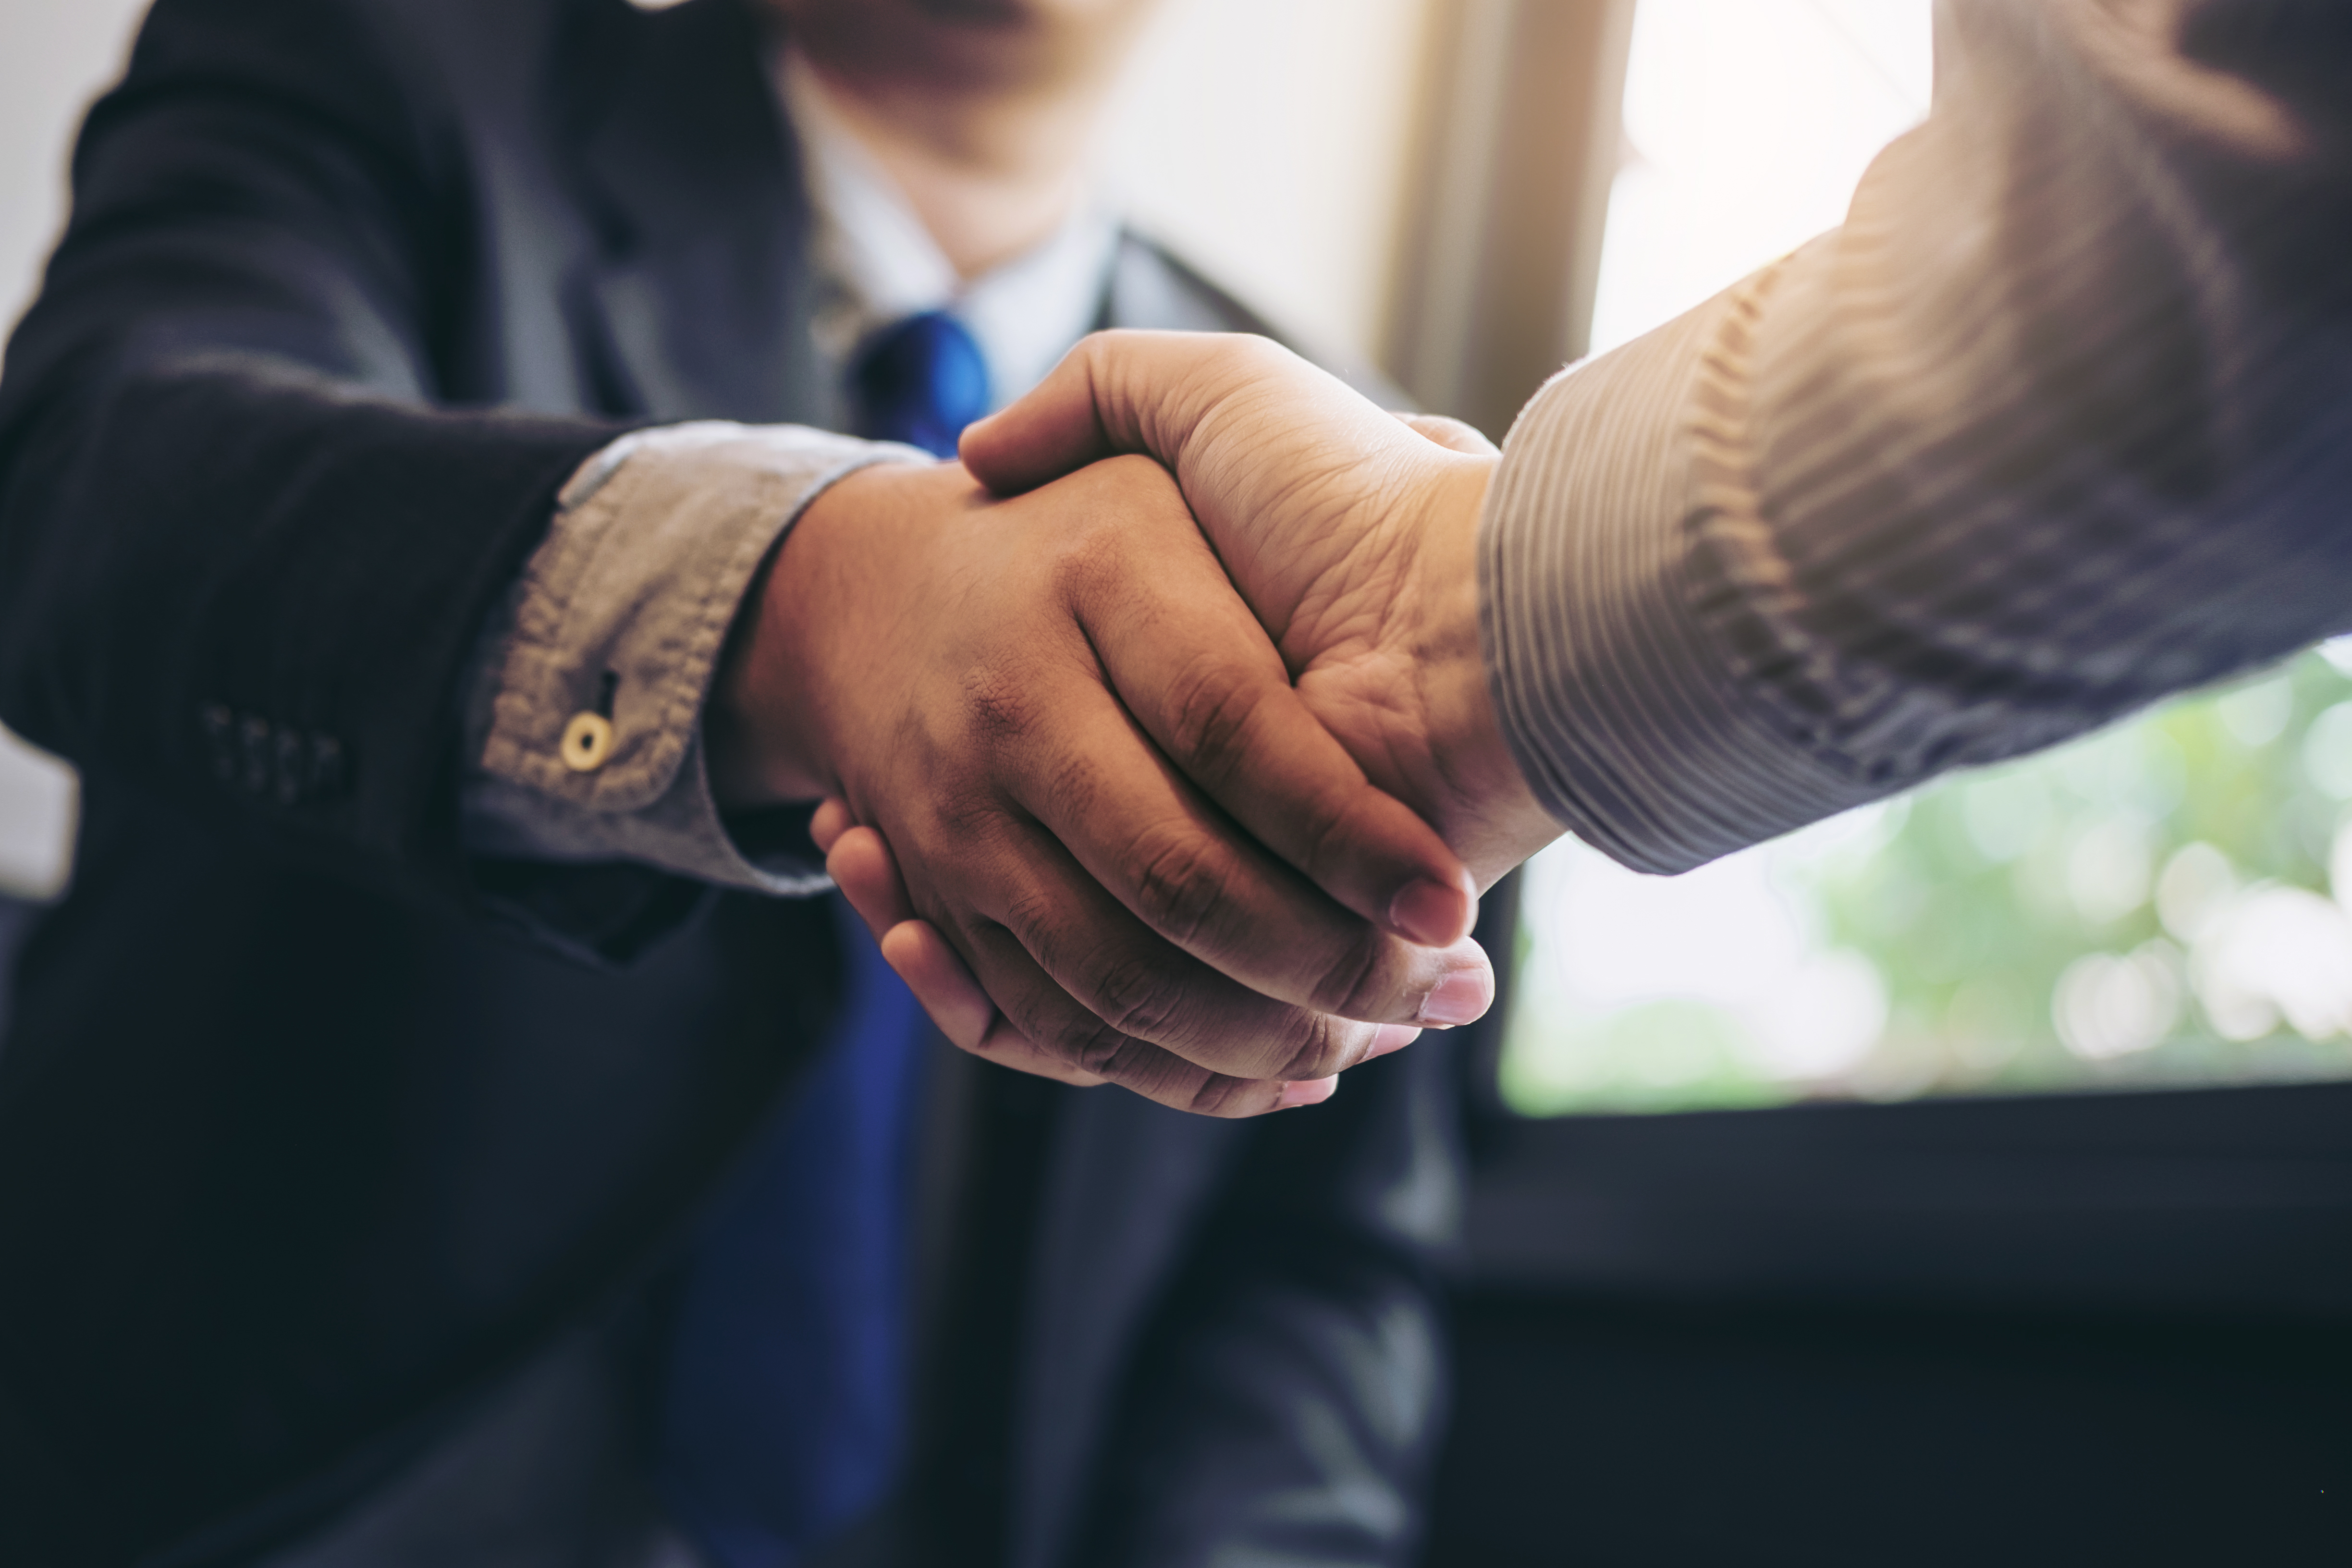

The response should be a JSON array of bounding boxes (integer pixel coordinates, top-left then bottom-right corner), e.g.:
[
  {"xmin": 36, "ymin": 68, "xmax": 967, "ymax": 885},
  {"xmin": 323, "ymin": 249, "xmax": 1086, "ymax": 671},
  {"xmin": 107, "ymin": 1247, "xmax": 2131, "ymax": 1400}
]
[
  {"xmin": 1482, "ymin": 0, "xmax": 2352, "ymax": 874},
  {"xmin": 0, "ymin": 355, "xmax": 618, "ymax": 902},
  {"xmin": 0, "ymin": 0, "xmax": 633, "ymax": 905}
]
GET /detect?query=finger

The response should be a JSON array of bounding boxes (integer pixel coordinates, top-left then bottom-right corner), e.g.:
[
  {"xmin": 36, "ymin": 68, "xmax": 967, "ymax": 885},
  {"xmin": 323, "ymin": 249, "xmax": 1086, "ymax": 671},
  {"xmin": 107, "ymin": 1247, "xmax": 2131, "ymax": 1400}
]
[
  {"xmin": 958, "ymin": 329, "xmax": 1259, "ymax": 495},
  {"xmin": 1393, "ymin": 410, "xmax": 1499, "ymax": 456},
  {"xmin": 879, "ymin": 919, "xmax": 1106, "ymax": 1090},
  {"xmin": 1280, "ymin": 1076, "xmax": 1340, "ymax": 1109},
  {"xmin": 852, "ymin": 835, "xmax": 1114, "ymax": 1092},
  {"xmin": 886, "ymin": 919, "xmax": 1333, "ymax": 1111},
  {"xmin": 1064, "ymin": 461, "xmax": 1478, "ymax": 949},
  {"xmin": 851, "ymin": 808, "xmax": 1373, "ymax": 1104},
  {"xmin": 945, "ymin": 911, "xmax": 1342, "ymax": 1117},
  {"xmin": 826, "ymin": 825, "xmax": 918, "ymax": 941},
  {"xmin": 1001, "ymin": 668, "xmax": 1491, "ymax": 1028},
  {"xmin": 946, "ymin": 804, "xmax": 1433, "ymax": 1078},
  {"xmin": 809, "ymin": 796, "xmax": 857, "ymax": 856},
  {"xmin": 957, "ymin": 332, "xmax": 1132, "ymax": 494},
  {"xmin": 961, "ymin": 331, "xmax": 1409, "ymax": 502}
]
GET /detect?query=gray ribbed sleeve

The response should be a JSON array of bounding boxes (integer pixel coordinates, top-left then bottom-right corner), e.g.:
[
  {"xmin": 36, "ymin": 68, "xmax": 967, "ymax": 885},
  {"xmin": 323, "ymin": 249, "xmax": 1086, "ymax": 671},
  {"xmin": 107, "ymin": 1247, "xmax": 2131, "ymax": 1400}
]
[{"xmin": 1481, "ymin": 0, "xmax": 2352, "ymax": 876}]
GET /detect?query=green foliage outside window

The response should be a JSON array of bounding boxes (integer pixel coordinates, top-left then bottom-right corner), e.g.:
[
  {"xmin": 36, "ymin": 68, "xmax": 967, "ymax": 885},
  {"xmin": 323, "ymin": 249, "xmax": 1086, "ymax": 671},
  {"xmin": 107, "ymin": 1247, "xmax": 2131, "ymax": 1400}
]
[{"xmin": 1501, "ymin": 646, "xmax": 2352, "ymax": 1116}]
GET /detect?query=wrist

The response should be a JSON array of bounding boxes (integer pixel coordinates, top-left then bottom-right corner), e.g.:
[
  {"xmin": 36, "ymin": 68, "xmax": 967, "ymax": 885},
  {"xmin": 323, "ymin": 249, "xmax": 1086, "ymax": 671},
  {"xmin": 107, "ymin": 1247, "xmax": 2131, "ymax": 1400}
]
[
  {"xmin": 1413, "ymin": 458, "xmax": 1561, "ymax": 886},
  {"xmin": 708, "ymin": 465, "xmax": 892, "ymax": 809}
]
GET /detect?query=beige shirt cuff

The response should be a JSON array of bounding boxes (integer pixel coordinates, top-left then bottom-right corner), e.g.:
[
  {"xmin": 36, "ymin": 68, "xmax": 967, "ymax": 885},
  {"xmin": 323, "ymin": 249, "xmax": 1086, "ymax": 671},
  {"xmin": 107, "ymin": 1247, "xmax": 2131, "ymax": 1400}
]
[{"xmin": 460, "ymin": 421, "xmax": 928, "ymax": 894}]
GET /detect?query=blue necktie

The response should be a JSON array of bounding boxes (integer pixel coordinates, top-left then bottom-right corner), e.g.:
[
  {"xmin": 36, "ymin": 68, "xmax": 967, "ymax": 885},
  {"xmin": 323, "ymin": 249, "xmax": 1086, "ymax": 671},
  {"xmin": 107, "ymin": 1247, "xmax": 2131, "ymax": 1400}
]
[
  {"xmin": 653, "ymin": 312, "xmax": 989, "ymax": 1568},
  {"xmin": 655, "ymin": 906, "xmax": 926, "ymax": 1568},
  {"xmin": 847, "ymin": 310, "xmax": 992, "ymax": 459}
]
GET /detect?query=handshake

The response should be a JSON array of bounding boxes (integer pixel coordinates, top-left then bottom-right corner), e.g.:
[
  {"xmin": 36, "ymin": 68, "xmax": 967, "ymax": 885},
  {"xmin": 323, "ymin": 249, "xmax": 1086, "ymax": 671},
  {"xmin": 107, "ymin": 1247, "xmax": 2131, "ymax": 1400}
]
[{"xmin": 710, "ymin": 331, "xmax": 1566, "ymax": 1116}]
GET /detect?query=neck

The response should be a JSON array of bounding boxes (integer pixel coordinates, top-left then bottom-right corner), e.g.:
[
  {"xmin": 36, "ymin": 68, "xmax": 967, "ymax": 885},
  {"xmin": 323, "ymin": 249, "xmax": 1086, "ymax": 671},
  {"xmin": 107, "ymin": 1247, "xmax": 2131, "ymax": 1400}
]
[{"xmin": 796, "ymin": 54, "xmax": 1112, "ymax": 280}]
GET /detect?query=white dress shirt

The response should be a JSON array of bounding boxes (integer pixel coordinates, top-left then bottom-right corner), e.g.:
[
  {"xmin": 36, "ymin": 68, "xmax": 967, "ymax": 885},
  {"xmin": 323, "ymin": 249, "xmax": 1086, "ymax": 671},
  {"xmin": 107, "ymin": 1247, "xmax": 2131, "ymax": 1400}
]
[{"xmin": 780, "ymin": 50, "xmax": 1120, "ymax": 411}]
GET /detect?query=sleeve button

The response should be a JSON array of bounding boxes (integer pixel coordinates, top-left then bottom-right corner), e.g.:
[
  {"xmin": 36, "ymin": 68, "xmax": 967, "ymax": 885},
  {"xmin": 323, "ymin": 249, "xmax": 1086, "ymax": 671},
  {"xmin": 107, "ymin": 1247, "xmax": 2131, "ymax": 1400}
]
[
  {"xmin": 239, "ymin": 715, "xmax": 273, "ymax": 795},
  {"xmin": 308, "ymin": 734, "xmax": 347, "ymax": 799},
  {"xmin": 200, "ymin": 704, "xmax": 238, "ymax": 783},
  {"xmin": 561, "ymin": 711, "xmax": 615, "ymax": 772},
  {"xmin": 273, "ymin": 727, "xmax": 309, "ymax": 805}
]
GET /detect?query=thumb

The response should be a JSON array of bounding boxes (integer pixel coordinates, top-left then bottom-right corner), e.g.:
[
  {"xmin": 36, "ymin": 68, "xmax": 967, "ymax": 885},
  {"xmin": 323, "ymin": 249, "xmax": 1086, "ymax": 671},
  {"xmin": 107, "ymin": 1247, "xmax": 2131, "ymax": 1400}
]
[
  {"xmin": 1394, "ymin": 410, "xmax": 1500, "ymax": 457},
  {"xmin": 957, "ymin": 332, "xmax": 1123, "ymax": 495},
  {"xmin": 960, "ymin": 329, "xmax": 1304, "ymax": 497}
]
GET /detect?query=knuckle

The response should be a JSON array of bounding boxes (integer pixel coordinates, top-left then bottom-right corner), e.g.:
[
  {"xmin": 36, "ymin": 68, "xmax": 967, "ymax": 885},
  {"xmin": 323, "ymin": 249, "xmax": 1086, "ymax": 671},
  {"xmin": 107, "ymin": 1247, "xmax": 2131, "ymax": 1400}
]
[
  {"xmin": 1078, "ymin": 327, "xmax": 1130, "ymax": 366},
  {"xmin": 1306, "ymin": 929, "xmax": 1395, "ymax": 1020},
  {"xmin": 1083, "ymin": 949, "xmax": 1189, "ymax": 1043},
  {"xmin": 1037, "ymin": 746, "xmax": 1104, "ymax": 831},
  {"xmin": 1181, "ymin": 1074, "xmax": 1263, "ymax": 1119},
  {"xmin": 1049, "ymin": 1016, "xmax": 1135, "ymax": 1077},
  {"xmin": 1096, "ymin": 1046, "xmax": 1253, "ymax": 1121},
  {"xmin": 931, "ymin": 781, "xmax": 1001, "ymax": 841},
  {"xmin": 1124, "ymin": 829, "xmax": 1232, "ymax": 949},
  {"xmin": 999, "ymin": 886, "xmax": 1067, "ymax": 968},
  {"xmin": 1046, "ymin": 520, "xmax": 1136, "ymax": 610},
  {"xmin": 1273, "ymin": 1012, "xmax": 1357, "ymax": 1082},
  {"xmin": 1218, "ymin": 333, "xmax": 1285, "ymax": 376},
  {"xmin": 1047, "ymin": 508, "xmax": 1115, "ymax": 573},
  {"xmin": 960, "ymin": 662, "xmax": 1036, "ymax": 748},
  {"xmin": 1232, "ymin": 337, "xmax": 1304, "ymax": 396},
  {"xmin": 1290, "ymin": 783, "xmax": 1362, "ymax": 888},
  {"xmin": 1161, "ymin": 658, "xmax": 1267, "ymax": 794}
]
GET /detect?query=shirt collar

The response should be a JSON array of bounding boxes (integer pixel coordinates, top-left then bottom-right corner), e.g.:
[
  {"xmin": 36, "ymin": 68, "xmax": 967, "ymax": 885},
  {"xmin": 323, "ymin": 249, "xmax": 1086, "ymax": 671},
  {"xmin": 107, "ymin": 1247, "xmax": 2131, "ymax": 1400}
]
[{"xmin": 775, "ymin": 48, "xmax": 1121, "ymax": 411}]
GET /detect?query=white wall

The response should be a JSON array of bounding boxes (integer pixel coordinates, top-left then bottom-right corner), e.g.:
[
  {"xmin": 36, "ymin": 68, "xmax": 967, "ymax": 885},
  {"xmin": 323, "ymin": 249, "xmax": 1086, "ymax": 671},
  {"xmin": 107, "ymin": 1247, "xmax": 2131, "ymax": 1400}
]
[
  {"xmin": 1102, "ymin": 0, "xmax": 1430, "ymax": 365},
  {"xmin": 0, "ymin": 0, "xmax": 152, "ymax": 329},
  {"xmin": 1586, "ymin": 0, "xmax": 1931, "ymax": 353},
  {"xmin": 0, "ymin": 0, "xmax": 150, "ymax": 896}
]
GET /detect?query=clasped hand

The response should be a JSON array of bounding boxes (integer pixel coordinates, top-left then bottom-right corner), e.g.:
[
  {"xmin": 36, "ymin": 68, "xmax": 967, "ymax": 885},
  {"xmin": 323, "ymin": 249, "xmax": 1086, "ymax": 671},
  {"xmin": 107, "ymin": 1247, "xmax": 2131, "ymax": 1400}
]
[{"xmin": 713, "ymin": 333, "xmax": 1563, "ymax": 1115}]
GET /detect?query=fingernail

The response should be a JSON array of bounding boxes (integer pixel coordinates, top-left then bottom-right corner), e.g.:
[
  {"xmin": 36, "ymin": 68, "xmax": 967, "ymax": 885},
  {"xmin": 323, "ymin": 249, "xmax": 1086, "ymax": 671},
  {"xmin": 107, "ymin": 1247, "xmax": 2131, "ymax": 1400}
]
[
  {"xmin": 1276, "ymin": 1076, "xmax": 1339, "ymax": 1110},
  {"xmin": 1389, "ymin": 878, "xmax": 1471, "ymax": 947},
  {"xmin": 1419, "ymin": 965, "xmax": 1494, "ymax": 1028},
  {"xmin": 1366, "ymin": 1024, "xmax": 1421, "ymax": 1060}
]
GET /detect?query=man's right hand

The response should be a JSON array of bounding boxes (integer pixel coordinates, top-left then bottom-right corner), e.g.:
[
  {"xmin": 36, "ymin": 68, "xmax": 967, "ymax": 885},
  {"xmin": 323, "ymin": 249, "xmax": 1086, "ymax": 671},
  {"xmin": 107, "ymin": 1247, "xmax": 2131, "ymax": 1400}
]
[
  {"xmin": 960, "ymin": 331, "xmax": 1568, "ymax": 888},
  {"xmin": 707, "ymin": 453, "xmax": 1493, "ymax": 1116},
  {"xmin": 812, "ymin": 334, "xmax": 1575, "ymax": 1074}
]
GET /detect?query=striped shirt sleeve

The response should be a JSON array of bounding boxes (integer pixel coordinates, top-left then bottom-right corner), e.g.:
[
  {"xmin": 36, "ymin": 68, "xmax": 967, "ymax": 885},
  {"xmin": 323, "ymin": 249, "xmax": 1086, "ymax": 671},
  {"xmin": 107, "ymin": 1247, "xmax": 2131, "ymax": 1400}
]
[{"xmin": 1481, "ymin": 0, "xmax": 2352, "ymax": 876}]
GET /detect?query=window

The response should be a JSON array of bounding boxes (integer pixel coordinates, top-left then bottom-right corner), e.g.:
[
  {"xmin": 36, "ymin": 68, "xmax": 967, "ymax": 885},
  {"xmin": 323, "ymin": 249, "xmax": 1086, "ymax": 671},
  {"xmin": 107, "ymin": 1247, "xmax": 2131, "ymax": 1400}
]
[{"xmin": 1499, "ymin": 0, "xmax": 2352, "ymax": 1115}]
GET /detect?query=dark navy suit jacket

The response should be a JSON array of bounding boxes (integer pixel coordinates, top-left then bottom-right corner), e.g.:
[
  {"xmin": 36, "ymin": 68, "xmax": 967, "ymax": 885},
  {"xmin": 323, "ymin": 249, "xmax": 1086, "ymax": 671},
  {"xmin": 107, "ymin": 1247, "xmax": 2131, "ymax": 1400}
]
[{"xmin": 0, "ymin": 2, "xmax": 1459, "ymax": 1564}]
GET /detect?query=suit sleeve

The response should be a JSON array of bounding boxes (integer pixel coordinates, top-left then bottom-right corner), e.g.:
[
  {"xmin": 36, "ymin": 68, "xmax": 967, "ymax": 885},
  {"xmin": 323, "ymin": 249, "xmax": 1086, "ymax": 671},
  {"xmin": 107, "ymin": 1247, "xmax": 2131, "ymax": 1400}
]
[
  {"xmin": 1481, "ymin": 0, "xmax": 2352, "ymax": 874},
  {"xmin": 1064, "ymin": 1041, "xmax": 1462, "ymax": 1568},
  {"xmin": 0, "ymin": 0, "xmax": 626, "ymax": 912}
]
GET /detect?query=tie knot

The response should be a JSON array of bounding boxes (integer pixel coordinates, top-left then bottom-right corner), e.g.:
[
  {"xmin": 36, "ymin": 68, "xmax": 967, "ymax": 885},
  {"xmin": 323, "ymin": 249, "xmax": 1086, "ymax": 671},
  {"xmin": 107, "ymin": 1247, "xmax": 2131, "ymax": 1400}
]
[{"xmin": 849, "ymin": 310, "xmax": 991, "ymax": 459}]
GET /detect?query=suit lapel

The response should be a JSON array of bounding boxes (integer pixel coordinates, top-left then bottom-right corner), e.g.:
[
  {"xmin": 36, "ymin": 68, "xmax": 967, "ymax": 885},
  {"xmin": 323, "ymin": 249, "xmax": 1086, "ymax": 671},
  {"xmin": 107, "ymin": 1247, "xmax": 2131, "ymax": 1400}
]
[
  {"xmin": 564, "ymin": 0, "xmax": 826, "ymax": 424},
  {"xmin": 1101, "ymin": 233, "xmax": 1254, "ymax": 335},
  {"xmin": 1103, "ymin": 233, "xmax": 1409, "ymax": 406}
]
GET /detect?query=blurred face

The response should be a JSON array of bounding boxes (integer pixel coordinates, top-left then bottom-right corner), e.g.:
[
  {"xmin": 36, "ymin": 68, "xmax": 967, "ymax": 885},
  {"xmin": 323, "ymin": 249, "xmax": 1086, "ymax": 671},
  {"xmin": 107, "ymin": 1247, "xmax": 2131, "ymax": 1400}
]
[{"xmin": 769, "ymin": 0, "xmax": 1162, "ymax": 98}]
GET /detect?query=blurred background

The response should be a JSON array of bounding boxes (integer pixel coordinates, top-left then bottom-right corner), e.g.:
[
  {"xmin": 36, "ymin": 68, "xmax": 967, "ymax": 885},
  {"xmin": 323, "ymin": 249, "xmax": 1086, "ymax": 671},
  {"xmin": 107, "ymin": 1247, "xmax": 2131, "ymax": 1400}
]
[
  {"xmin": 13, "ymin": 0, "xmax": 2350, "ymax": 1115},
  {"xmin": 7, "ymin": 3, "xmax": 2351, "ymax": 1563}
]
